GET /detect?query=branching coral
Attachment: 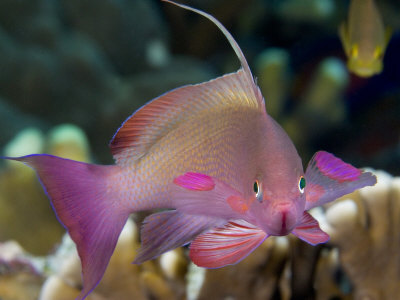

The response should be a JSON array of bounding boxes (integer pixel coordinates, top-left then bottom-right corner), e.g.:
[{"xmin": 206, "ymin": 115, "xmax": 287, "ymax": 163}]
[
  {"xmin": 324, "ymin": 170, "xmax": 400, "ymax": 300},
  {"xmin": 282, "ymin": 57, "xmax": 349, "ymax": 153},
  {"xmin": 39, "ymin": 219, "xmax": 185, "ymax": 300},
  {"xmin": 0, "ymin": 125, "xmax": 90, "ymax": 255},
  {"xmin": 2, "ymin": 167, "xmax": 399, "ymax": 300},
  {"xmin": 2, "ymin": 127, "xmax": 398, "ymax": 300},
  {"xmin": 256, "ymin": 48, "xmax": 290, "ymax": 119},
  {"xmin": 192, "ymin": 237, "xmax": 290, "ymax": 300},
  {"xmin": 0, "ymin": 241, "xmax": 44, "ymax": 300}
]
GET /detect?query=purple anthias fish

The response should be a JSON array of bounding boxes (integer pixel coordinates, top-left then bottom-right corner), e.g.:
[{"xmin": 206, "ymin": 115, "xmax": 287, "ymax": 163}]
[{"xmin": 2, "ymin": 1, "xmax": 377, "ymax": 299}]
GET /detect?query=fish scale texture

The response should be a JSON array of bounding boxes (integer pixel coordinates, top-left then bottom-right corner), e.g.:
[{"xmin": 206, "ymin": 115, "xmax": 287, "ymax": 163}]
[{"xmin": 110, "ymin": 70, "xmax": 266, "ymax": 211}]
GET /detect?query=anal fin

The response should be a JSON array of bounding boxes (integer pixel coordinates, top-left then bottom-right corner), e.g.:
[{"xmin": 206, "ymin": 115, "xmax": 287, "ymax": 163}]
[{"xmin": 133, "ymin": 210, "xmax": 224, "ymax": 264}]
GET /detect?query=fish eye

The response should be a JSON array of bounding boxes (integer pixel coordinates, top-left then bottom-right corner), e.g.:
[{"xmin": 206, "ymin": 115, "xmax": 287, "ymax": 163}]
[
  {"xmin": 253, "ymin": 180, "xmax": 262, "ymax": 202},
  {"xmin": 298, "ymin": 176, "xmax": 306, "ymax": 194}
]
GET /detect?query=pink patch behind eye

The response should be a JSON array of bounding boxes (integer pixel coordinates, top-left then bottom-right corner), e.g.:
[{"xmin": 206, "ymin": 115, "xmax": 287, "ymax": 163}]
[
  {"xmin": 227, "ymin": 196, "xmax": 248, "ymax": 214},
  {"xmin": 315, "ymin": 152, "xmax": 361, "ymax": 182},
  {"xmin": 173, "ymin": 172, "xmax": 215, "ymax": 191}
]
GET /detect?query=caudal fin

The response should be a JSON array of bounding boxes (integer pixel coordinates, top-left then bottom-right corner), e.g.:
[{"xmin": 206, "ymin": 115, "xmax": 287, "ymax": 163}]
[{"xmin": 4, "ymin": 154, "xmax": 129, "ymax": 300}]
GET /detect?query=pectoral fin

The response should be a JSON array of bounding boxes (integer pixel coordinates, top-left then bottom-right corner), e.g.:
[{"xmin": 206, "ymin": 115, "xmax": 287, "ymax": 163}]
[
  {"xmin": 189, "ymin": 220, "xmax": 268, "ymax": 268},
  {"xmin": 292, "ymin": 211, "xmax": 329, "ymax": 245},
  {"xmin": 133, "ymin": 210, "xmax": 224, "ymax": 264},
  {"xmin": 305, "ymin": 151, "xmax": 376, "ymax": 210}
]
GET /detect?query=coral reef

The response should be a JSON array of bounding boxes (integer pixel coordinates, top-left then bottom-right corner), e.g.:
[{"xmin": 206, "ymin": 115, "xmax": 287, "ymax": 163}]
[
  {"xmin": 0, "ymin": 241, "xmax": 44, "ymax": 300},
  {"xmin": 28, "ymin": 169, "xmax": 400, "ymax": 300},
  {"xmin": 324, "ymin": 170, "xmax": 400, "ymax": 299},
  {"xmin": 0, "ymin": 0, "xmax": 215, "ymax": 163},
  {"xmin": 0, "ymin": 0, "xmax": 398, "ymax": 167},
  {"xmin": 256, "ymin": 48, "xmax": 290, "ymax": 119},
  {"xmin": 0, "ymin": 0, "xmax": 400, "ymax": 299},
  {"xmin": 39, "ymin": 219, "xmax": 184, "ymax": 300},
  {"xmin": 194, "ymin": 237, "xmax": 290, "ymax": 300},
  {"xmin": 1, "ymin": 125, "xmax": 399, "ymax": 299},
  {"xmin": 0, "ymin": 125, "xmax": 90, "ymax": 255},
  {"xmin": 275, "ymin": 0, "xmax": 335, "ymax": 22},
  {"xmin": 280, "ymin": 57, "xmax": 349, "ymax": 155}
]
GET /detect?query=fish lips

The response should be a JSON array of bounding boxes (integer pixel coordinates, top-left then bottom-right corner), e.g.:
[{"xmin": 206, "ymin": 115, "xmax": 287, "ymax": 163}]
[{"xmin": 257, "ymin": 201, "xmax": 300, "ymax": 236}]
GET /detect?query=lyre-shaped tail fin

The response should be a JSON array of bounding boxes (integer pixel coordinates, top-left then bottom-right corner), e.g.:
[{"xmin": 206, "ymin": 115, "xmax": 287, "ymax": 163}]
[{"xmin": 4, "ymin": 155, "xmax": 129, "ymax": 300}]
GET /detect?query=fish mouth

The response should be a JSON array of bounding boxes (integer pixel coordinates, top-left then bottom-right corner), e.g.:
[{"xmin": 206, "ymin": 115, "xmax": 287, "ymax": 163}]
[
  {"xmin": 348, "ymin": 59, "xmax": 382, "ymax": 77},
  {"xmin": 268, "ymin": 202, "xmax": 297, "ymax": 236},
  {"xmin": 278, "ymin": 210, "xmax": 290, "ymax": 235}
]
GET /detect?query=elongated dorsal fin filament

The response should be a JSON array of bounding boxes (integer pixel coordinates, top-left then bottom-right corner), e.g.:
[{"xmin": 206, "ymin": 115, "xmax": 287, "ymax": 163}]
[{"xmin": 162, "ymin": 0, "xmax": 255, "ymax": 86}]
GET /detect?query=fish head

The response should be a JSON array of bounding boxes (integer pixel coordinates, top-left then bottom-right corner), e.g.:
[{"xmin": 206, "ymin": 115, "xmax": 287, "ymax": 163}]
[
  {"xmin": 248, "ymin": 174, "xmax": 307, "ymax": 236},
  {"xmin": 347, "ymin": 44, "xmax": 383, "ymax": 77},
  {"xmin": 246, "ymin": 122, "xmax": 307, "ymax": 236}
]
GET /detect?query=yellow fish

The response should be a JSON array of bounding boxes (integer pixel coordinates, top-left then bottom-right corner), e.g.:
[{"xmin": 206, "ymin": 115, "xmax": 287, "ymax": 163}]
[{"xmin": 339, "ymin": 0, "xmax": 392, "ymax": 77}]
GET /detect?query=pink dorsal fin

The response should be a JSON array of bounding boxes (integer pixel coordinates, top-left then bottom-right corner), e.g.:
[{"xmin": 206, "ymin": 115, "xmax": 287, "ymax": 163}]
[
  {"xmin": 110, "ymin": 70, "xmax": 261, "ymax": 165},
  {"xmin": 110, "ymin": 1, "xmax": 264, "ymax": 165},
  {"xmin": 189, "ymin": 220, "xmax": 268, "ymax": 268}
]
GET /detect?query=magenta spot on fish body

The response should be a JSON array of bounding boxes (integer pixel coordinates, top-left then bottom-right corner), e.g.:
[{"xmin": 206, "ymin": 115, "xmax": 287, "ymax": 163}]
[
  {"xmin": 315, "ymin": 152, "xmax": 361, "ymax": 182},
  {"xmin": 173, "ymin": 172, "xmax": 215, "ymax": 191}
]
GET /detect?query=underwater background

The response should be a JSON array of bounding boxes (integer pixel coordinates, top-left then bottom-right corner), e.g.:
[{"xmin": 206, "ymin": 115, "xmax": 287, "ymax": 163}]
[{"xmin": 0, "ymin": 0, "xmax": 399, "ymax": 299}]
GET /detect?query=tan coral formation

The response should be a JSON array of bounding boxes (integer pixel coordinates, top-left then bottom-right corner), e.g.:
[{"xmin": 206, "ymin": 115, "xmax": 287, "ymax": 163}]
[
  {"xmin": 324, "ymin": 170, "xmax": 400, "ymax": 300},
  {"xmin": 256, "ymin": 48, "xmax": 290, "ymax": 119},
  {"xmin": 194, "ymin": 236, "xmax": 290, "ymax": 300},
  {"xmin": 283, "ymin": 57, "xmax": 349, "ymax": 153},
  {"xmin": 0, "ymin": 241, "xmax": 44, "ymax": 300},
  {"xmin": 39, "ymin": 219, "xmax": 185, "ymax": 300},
  {"xmin": 0, "ymin": 125, "xmax": 90, "ymax": 255},
  {"xmin": 314, "ymin": 248, "xmax": 351, "ymax": 300},
  {"xmin": 1, "ymin": 126, "xmax": 399, "ymax": 300},
  {"xmin": 0, "ymin": 128, "xmax": 63, "ymax": 255}
]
